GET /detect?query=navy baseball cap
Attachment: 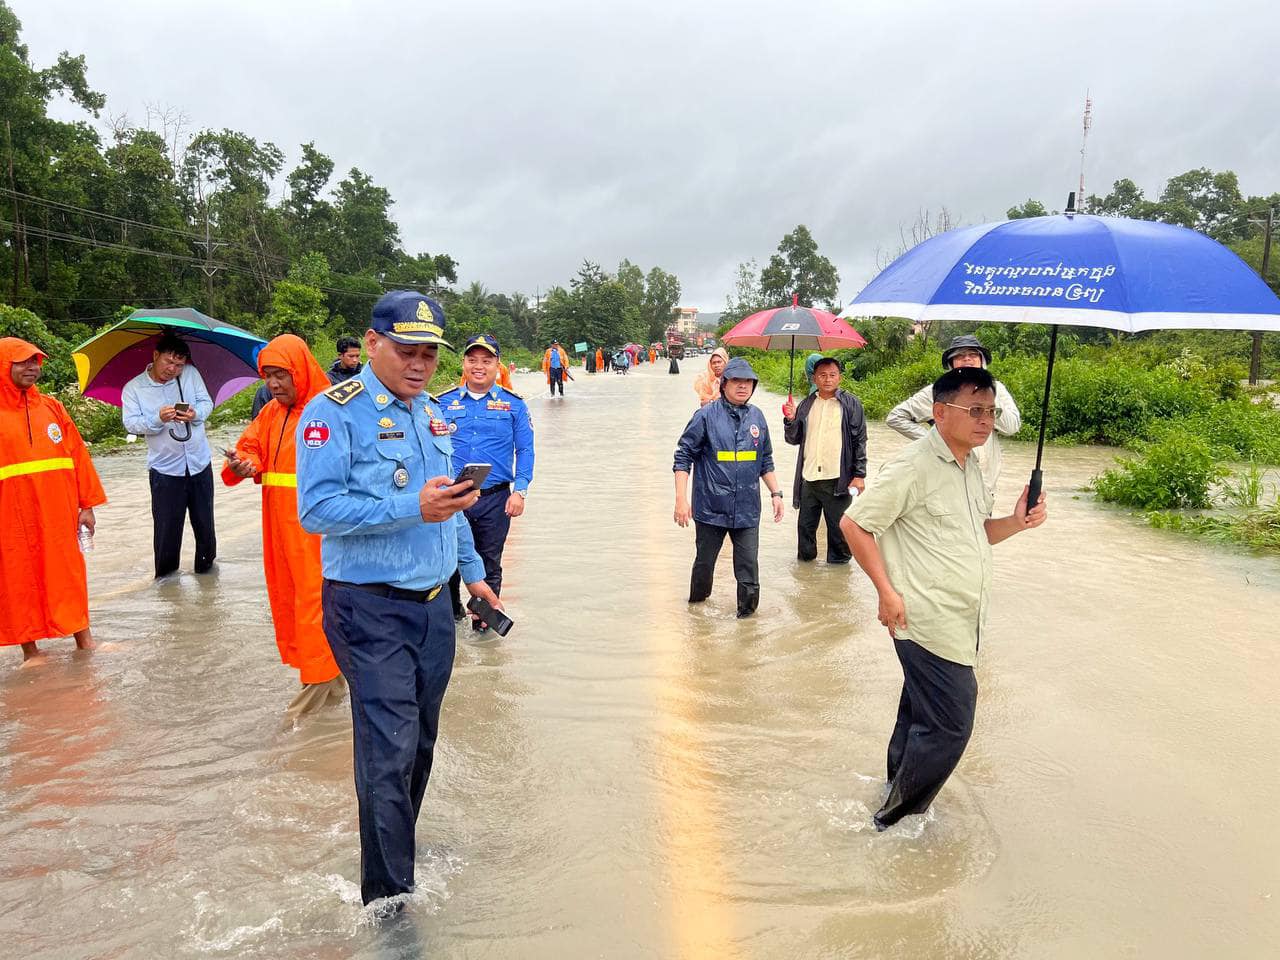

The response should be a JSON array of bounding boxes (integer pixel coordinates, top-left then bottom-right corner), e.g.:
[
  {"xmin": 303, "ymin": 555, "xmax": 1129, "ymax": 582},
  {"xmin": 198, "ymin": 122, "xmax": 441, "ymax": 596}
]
[
  {"xmin": 463, "ymin": 333, "xmax": 500, "ymax": 356},
  {"xmin": 370, "ymin": 291, "xmax": 453, "ymax": 348}
]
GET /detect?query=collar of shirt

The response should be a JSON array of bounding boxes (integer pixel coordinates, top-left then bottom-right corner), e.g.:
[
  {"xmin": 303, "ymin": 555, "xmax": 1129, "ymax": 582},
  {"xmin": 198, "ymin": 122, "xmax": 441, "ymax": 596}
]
[
  {"xmin": 466, "ymin": 387, "xmax": 496, "ymax": 401},
  {"xmin": 362, "ymin": 366, "xmax": 422, "ymax": 412}
]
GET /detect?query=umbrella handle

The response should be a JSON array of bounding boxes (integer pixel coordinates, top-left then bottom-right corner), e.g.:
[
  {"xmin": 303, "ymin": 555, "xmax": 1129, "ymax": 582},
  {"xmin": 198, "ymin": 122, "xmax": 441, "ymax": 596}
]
[
  {"xmin": 168, "ymin": 421, "xmax": 192, "ymax": 442},
  {"xmin": 1027, "ymin": 469, "xmax": 1042, "ymax": 514}
]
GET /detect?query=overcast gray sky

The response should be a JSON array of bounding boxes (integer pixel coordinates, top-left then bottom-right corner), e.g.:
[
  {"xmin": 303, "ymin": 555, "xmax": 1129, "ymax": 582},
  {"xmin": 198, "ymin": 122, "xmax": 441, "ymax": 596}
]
[{"xmin": 20, "ymin": 0, "xmax": 1280, "ymax": 310}]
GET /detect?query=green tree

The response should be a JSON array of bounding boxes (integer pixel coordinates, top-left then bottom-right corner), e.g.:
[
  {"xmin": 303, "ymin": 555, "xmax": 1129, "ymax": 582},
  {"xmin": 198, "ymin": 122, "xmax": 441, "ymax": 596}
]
[
  {"xmin": 642, "ymin": 266, "xmax": 680, "ymax": 342},
  {"xmin": 759, "ymin": 225, "xmax": 839, "ymax": 310},
  {"xmin": 1007, "ymin": 199, "xmax": 1050, "ymax": 219}
]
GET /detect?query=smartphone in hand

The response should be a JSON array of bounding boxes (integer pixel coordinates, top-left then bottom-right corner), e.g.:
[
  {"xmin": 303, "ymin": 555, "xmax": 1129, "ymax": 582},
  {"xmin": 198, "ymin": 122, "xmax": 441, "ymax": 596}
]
[
  {"xmin": 174, "ymin": 401, "xmax": 191, "ymax": 414},
  {"xmin": 466, "ymin": 595, "xmax": 514, "ymax": 636},
  {"xmin": 453, "ymin": 462, "xmax": 492, "ymax": 489}
]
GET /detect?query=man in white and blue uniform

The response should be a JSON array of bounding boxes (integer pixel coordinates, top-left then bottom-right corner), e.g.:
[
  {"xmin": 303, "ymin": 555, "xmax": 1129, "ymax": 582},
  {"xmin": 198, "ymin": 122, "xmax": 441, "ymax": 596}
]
[
  {"xmin": 436, "ymin": 334, "xmax": 535, "ymax": 629},
  {"xmin": 121, "ymin": 333, "xmax": 217, "ymax": 577},
  {"xmin": 295, "ymin": 290, "xmax": 503, "ymax": 907}
]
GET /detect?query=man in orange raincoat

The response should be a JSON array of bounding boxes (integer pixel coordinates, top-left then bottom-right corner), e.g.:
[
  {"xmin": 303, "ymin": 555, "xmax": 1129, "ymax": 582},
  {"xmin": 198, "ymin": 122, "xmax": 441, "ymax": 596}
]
[
  {"xmin": 542, "ymin": 340, "xmax": 569, "ymax": 397},
  {"xmin": 1, "ymin": 338, "xmax": 107, "ymax": 663},
  {"xmin": 222, "ymin": 334, "xmax": 345, "ymax": 721},
  {"xmin": 594, "ymin": 347, "xmax": 604, "ymax": 373}
]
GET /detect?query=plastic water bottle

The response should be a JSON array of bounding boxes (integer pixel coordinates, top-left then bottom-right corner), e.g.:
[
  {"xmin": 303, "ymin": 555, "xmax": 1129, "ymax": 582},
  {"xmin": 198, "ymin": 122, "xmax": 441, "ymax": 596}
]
[{"xmin": 78, "ymin": 524, "xmax": 94, "ymax": 553}]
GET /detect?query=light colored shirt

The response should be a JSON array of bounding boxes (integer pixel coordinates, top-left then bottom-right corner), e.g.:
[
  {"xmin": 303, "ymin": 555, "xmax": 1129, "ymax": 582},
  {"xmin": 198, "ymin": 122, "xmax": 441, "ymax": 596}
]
[
  {"xmin": 845, "ymin": 428, "xmax": 994, "ymax": 666},
  {"xmin": 802, "ymin": 395, "xmax": 843, "ymax": 482},
  {"xmin": 884, "ymin": 379, "xmax": 1020, "ymax": 495},
  {"xmin": 295, "ymin": 365, "xmax": 485, "ymax": 590},
  {"xmin": 121, "ymin": 364, "xmax": 214, "ymax": 476}
]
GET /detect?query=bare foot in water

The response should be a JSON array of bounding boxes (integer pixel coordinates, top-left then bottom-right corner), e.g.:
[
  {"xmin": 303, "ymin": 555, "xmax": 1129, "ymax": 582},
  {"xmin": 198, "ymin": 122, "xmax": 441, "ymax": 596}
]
[
  {"xmin": 73, "ymin": 628, "xmax": 96, "ymax": 652},
  {"xmin": 20, "ymin": 642, "xmax": 48, "ymax": 666}
]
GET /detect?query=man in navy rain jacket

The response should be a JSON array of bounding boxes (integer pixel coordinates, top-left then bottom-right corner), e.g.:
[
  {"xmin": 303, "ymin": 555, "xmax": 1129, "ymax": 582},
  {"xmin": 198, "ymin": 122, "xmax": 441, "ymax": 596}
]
[{"xmin": 673, "ymin": 357, "xmax": 785, "ymax": 618}]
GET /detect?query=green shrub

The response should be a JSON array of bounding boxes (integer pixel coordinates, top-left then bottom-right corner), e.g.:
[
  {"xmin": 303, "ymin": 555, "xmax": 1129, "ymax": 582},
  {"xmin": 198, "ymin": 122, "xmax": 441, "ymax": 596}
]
[{"xmin": 1092, "ymin": 429, "xmax": 1224, "ymax": 509}]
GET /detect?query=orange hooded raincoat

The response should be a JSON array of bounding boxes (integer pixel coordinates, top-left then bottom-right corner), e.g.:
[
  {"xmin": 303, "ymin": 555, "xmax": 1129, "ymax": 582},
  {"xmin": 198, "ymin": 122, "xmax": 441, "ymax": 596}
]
[
  {"xmin": 542, "ymin": 346, "xmax": 570, "ymax": 383},
  {"xmin": 221, "ymin": 335, "xmax": 338, "ymax": 684},
  {"xmin": 0, "ymin": 338, "xmax": 106, "ymax": 646},
  {"xmin": 693, "ymin": 347, "xmax": 730, "ymax": 406},
  {"xmin": 594, "ymin": 348, "xmax": 603, "ymax": 372}
]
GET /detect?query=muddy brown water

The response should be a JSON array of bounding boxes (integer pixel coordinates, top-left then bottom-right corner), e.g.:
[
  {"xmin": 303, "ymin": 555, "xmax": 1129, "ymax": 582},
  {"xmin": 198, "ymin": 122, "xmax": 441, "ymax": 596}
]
[{"xmin": 2, "ymin": 363, "xmax": 1278, "ymax": 959}]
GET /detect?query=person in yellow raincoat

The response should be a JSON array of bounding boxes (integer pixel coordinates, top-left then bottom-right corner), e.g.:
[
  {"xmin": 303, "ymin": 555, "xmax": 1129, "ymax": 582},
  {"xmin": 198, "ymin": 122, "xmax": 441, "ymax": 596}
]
[
  {"xmin": 222, "ymin": 334, "xmax": 345, "ymax": 721},
  {"xmin": 0, "ymin": 338, "xmax": 107, "ymax": 663}
]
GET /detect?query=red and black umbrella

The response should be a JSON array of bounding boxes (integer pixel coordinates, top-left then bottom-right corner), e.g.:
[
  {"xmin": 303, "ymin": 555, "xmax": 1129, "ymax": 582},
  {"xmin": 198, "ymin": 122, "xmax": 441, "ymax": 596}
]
[{"xmin": 721, "ymin": 294, "xmax": 867, "ymax": 399}]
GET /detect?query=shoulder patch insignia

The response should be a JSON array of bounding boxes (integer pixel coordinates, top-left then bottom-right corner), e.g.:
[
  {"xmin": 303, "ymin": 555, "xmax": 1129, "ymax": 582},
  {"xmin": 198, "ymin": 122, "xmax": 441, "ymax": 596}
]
[{"xmin": 323, "ymin": 379, "xmax": 365, "ymax": 405}]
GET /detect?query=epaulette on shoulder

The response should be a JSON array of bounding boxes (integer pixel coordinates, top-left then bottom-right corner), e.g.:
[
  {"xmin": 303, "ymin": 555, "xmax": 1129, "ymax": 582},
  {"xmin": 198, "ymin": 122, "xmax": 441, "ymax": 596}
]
[
  {"xmin": 498, "ymin": 386, "xmax": 523, "ymax": 400},
  {"xmin": 323, "ymin": 378, "xmax": 364, "ymax": 405}
]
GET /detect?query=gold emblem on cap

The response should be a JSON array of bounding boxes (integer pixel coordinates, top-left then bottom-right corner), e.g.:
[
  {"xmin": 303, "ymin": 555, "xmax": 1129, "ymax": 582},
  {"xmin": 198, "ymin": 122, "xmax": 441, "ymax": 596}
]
[
  {"xmin": 378, "ymin": 417, "xmax": 394, "ymax": 428},
  {"xmin": 416, "ymin": 300, "xmax": 433, "ymax": 322},
  {"xmin": 376, "ymin": 393, "xmax": 389, "ymax": 404}
]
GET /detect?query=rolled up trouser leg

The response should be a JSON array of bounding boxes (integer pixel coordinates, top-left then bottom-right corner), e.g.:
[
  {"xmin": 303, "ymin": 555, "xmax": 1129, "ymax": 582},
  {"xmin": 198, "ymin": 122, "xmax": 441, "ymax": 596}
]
[
  {"xmin": 874, "ymin": 639, "xmax": 977, "ymax": 828},
  {"xmin": 323, "ymin": 582, "xmax": 444, "ymax": 905},
  {"xmin": 729, "ymin": 525, "xmax": 760, "ymax": 615},
  {"xmin": 689, "ymin": 521, "xmax": 727, "ymax": 602}
]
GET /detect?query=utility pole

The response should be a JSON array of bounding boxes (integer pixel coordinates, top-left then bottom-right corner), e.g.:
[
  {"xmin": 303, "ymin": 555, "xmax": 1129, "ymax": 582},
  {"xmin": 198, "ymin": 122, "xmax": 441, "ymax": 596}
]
[
  {"xmin": 1247, "ymin": 206, "xmax": 1274, "ymax": 385},
  {"xmin": 193, "ymin": 198, "xmax": 225, "ymax": 315}
]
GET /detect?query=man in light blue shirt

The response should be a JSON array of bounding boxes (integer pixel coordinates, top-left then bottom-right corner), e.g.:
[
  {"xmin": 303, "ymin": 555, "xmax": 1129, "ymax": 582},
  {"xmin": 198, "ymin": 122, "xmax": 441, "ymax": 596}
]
[
  {"xmin": 295, "ymin": 290, "xmax": 503, "ymax": 908},
  {"xmin": 121, "ymin": 333, "xmax": 217, "ymax": 577}
]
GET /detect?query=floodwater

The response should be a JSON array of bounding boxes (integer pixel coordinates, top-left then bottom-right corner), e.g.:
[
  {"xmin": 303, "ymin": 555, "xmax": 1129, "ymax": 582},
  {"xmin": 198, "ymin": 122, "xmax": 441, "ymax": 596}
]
[{"xmin": 2, "ymin": 360, "xmax": 1278, "ymax": 959}]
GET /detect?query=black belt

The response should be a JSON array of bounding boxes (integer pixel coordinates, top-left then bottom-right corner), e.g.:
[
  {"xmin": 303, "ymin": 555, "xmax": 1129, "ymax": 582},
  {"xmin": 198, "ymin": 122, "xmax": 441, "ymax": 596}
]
[
  {"xmin": 326, "ymin": 579, "xmax": 444, "ymax": 603},
  {"xmin": 479, "ymin": 482, "xmax": 510, "ymax": 497}
]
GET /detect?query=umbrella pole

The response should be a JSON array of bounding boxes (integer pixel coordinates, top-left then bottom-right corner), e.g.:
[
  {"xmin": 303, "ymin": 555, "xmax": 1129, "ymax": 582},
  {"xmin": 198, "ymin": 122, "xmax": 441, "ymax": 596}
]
[
  {"xmin": 1027, "ymin": 324, "xmax": 1059, "ymax": 510},
  {"xmin": 787, "ymin": 337, "xmax": 795, "ymax": 400}
]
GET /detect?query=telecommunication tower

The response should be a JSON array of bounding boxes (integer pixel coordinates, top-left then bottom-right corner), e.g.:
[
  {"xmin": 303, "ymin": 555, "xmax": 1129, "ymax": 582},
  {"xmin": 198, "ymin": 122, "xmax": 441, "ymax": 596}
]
[{"xmin": 1078, "ymin": 92, "xmax": 1093, "ymax": 213}]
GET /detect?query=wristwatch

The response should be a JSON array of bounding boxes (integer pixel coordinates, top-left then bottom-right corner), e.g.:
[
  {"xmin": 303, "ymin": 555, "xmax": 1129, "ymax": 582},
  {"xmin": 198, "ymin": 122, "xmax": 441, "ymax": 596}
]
[
  {"xmin": 513, "ymin": 489, "xmax": 527, "ymax": 499},
  {"xmin": 770, "ymin": 491, "xmax": 783, "ymax": 499}
]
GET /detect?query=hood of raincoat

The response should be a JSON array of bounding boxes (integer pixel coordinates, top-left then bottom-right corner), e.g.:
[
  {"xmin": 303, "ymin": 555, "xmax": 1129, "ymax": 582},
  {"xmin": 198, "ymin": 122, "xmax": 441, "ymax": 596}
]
[
  {"xmin": 720, "ymin": 356, "xmax": 759, "ymax": 399},
  {"xmin": 257, "ymin": 334, "xmax": 330, "ymax": 411},
  {"xmin": 706, "ymin": 347, "xmax": 729, "ymax": 375},
  {"xmin": 942, "ymin": 334, "xmax": 991, "ymax": 369},
  {"xmin": 0, "ymin": 337, "xmax": 47, "ymax": 408},
  {"xmin": 804, "ymin": 352, "xmax": 824, "ymax": 394}
]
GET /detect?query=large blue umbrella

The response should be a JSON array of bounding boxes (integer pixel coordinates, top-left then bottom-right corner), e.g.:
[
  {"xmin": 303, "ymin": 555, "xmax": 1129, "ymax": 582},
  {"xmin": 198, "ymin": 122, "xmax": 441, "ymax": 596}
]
[{"xmin": 842, "ymin": 199, "xmax": 1280, "ymax": 505}]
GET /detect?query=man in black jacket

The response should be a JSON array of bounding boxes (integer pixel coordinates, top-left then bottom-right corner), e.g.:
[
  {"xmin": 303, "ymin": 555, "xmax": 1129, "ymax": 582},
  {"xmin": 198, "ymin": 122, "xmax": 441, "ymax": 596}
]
[{"xmin": 782, "ymin": 356, "xmax": 867, "ymax": 564}]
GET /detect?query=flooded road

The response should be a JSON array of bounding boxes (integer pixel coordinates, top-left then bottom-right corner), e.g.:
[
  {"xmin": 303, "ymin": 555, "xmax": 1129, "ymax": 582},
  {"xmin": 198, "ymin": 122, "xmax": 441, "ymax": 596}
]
[{"xmin": 2, "ymin": 361, "xmax": 1279, "ymax": 959}]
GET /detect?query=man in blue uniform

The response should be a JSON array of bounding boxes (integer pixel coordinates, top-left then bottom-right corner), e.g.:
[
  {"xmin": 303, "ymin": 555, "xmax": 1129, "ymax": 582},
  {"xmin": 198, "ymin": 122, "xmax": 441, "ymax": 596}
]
[
  {"xmin": 437, "ymin": 334, "xmax": 535, "ymax": 630},
  {"xmin": 295, "ymin": 290, "xmax": 504, "ymax": 909},
  {"xmin": 672, "ymin": 357, "xmax": 785, "ymax": 618}
]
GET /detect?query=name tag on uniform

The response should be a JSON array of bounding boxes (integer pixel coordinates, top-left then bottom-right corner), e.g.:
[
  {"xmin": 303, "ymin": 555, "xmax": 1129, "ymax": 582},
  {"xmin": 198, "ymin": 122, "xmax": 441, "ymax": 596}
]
[
  {"xmin": 429, "ymin": 418, "xmax": 450, "ymax": 436},
  {"xmin": 378, "ymin": 430, "xmax": 406, "ymax": 441}
]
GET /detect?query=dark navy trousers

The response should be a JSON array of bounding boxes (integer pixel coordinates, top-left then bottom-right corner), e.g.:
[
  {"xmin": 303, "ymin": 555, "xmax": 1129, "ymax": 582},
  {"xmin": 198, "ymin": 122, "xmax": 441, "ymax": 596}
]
[
  {"xmin": 449, "ymin": 488, "xmax": 512, "ymax": 616},
  {"xmin": 321, "ymin": 581, "xmax": 457, "ymax": 905},
  {"xmin": 875, "ymin": 639, "xmax": 977, "ymax": 829}
]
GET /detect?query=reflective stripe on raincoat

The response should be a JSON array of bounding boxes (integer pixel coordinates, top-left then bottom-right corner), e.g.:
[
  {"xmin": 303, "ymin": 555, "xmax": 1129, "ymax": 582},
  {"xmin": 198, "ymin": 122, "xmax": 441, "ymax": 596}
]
[
  {"xmin": 221, "ymin": 334, "xmax": 338, "ymax": 684},
  {"xmin": 0, "ymin": 337, "xmax": 107, "ymax": 645}
]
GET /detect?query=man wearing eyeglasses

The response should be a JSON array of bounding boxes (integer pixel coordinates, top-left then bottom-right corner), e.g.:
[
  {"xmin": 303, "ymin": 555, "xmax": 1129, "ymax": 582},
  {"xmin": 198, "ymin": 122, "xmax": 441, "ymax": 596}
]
[
  {"xmin": 885, "ymin": 335, "xmax": 1020, "ymax": 496},
  {"xmin": 841, "ymin": 365, "xmax": 1047, "ymax": 831}
]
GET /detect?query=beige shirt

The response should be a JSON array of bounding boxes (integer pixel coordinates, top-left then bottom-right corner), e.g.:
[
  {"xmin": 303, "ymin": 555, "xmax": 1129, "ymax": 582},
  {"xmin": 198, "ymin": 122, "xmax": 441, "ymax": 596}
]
[
  {"xmin": 884, "ymin": 380, "xmax": 1021, "ymax": 496},
  {"xmin": 845, "ymin": 428, "xmax": 994, "ymax": 666},
  {"xmin": 802, "ymin": 395, "xmax": 843, "ymax": 482}
]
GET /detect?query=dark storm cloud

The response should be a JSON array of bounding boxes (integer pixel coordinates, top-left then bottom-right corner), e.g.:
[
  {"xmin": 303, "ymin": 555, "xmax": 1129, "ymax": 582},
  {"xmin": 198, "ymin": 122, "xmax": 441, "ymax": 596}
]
[{"xmin": 21, "ymin": 0, "xmax": 1280, "ymax": 308}]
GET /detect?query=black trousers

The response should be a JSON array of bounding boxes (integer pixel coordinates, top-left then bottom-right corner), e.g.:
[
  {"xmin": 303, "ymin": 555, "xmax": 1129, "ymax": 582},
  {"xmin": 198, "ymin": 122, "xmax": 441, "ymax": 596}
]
[
  {"xmin": 549, "ymin": 368, "xmax": 564, "ymax": 395},
  {"xmin": 322, "ymin": 581, "xmax": 455, "ymax": 905},
  {"xmin": 875, "ymin": 639, "xmax": 977, "ymax": 829},
  {"xmin": 149, "ymin": 464, "xmax": 216, "ymax": 577},
  {"xmin": 450, "ymin": 487, "xmax": 513, "ymax": 618},
  {"xmin": 797, "ymin": 478, "xmax": 853, "ymax": 563},
  {"xmin": 689, "ymin": 521, "xmax": 760, "ymax": 617}
]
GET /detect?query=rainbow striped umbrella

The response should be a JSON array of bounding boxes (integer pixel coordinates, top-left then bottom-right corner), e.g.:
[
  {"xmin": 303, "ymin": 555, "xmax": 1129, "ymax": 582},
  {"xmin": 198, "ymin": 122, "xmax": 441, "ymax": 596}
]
[{"xmin": 72, "ymin": 308, "xmax": 266, "ymax": 408}]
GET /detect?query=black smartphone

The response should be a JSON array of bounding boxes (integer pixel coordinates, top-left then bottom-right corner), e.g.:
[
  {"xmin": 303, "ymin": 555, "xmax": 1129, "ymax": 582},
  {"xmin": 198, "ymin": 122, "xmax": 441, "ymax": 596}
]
[
  {"xmin": 453, "ymin": 462, "xmax": 492, "ymax": 489},
  {"xmin": 466, "ymin": 595, "xmax": 514, "ymax": 637},
  {"xmin": 174, "ymin": 401, "xmax": 191, "ymax": 414}
]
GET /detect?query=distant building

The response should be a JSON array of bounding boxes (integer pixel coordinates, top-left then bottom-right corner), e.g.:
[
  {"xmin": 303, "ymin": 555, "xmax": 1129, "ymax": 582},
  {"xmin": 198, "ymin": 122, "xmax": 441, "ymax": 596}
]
[{"xmin": 674, "ymin": 307, "xmax": 698, "ymax": 335}]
